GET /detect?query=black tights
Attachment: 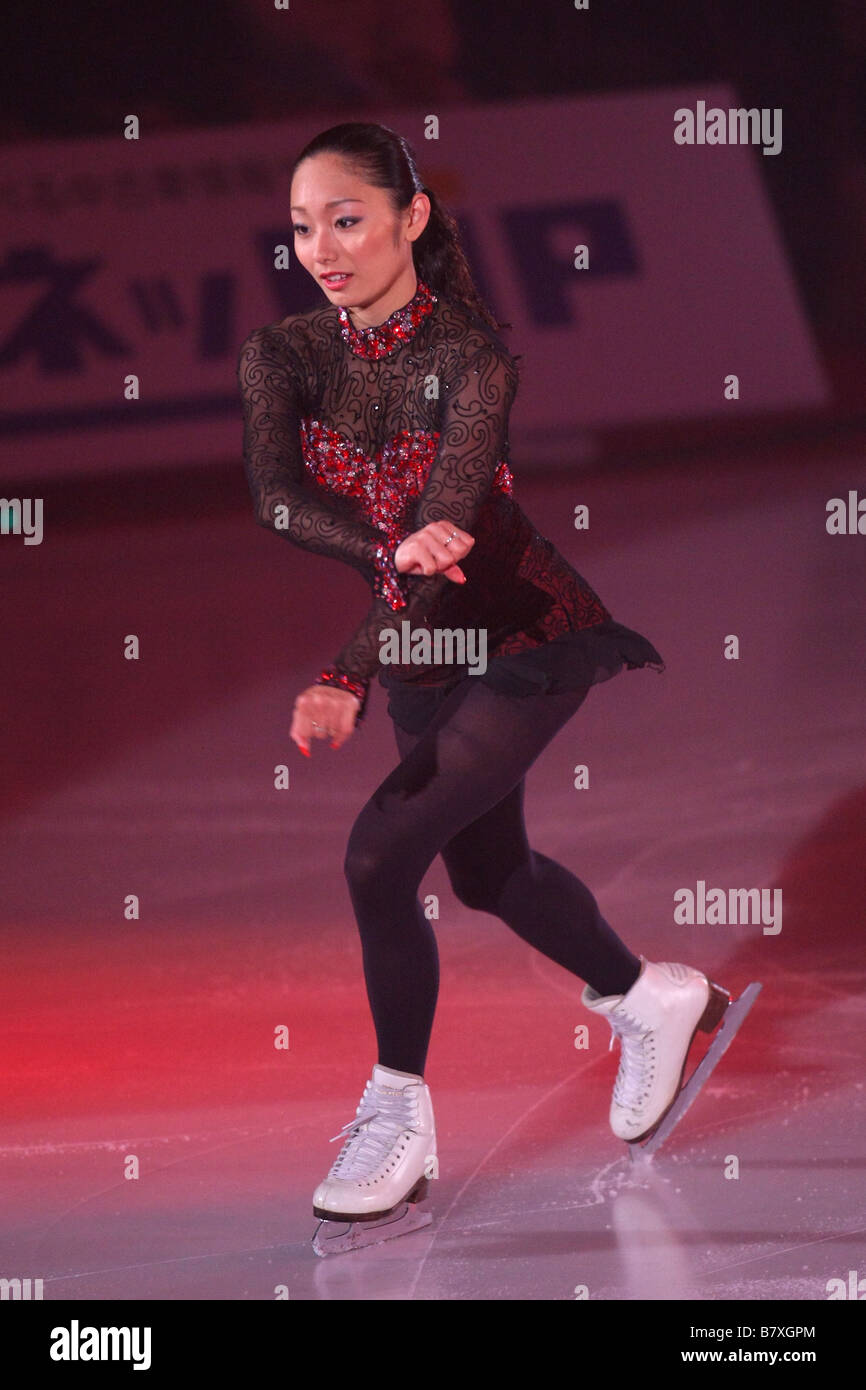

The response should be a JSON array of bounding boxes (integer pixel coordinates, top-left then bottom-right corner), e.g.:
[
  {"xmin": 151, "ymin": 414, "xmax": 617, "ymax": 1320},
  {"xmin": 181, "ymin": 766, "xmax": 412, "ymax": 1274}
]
[{"xmin": 343, "ymin": 677, "xmax": 642, "ymax": 1077}]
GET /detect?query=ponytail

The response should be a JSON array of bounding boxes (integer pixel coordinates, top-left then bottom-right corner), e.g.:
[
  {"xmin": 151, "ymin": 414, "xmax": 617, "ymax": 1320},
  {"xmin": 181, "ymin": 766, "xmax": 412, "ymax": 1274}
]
[{"xmin": 411, "ymin": 180, "xmax": 502, "ymax": 334}]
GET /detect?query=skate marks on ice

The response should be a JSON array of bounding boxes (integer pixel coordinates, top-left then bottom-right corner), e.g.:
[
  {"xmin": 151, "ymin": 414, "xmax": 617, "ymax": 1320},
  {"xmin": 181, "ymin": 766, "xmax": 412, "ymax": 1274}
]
[
  {"xmin": 401, "ymin": 1073, "xmax": 861, "ymax": 1302},
  {"xmin": 628, "ymin": 982, "xmax": 763, "ymax": 1162},
  {"xmin": 397, "ymin": 1065, "xmax": 713, "ymax": 1300},
  {"xmin": 390, "ymin": 1049, "xmax": 805, "ymax": 1301},
  {"xmin": 390, "ymin": 1015, "xmax": 756, "ymax": 1294}
]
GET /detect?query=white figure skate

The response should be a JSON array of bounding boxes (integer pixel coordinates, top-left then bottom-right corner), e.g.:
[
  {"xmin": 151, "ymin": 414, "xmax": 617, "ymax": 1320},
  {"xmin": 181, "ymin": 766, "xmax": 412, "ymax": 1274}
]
[
  {"xmin": 582, "ymin": 957, "xmax": 761, "ymax": 1157},
  {"xmin": 312, "ymin": 1064, "xmax": 436, "ymax": 1257}
]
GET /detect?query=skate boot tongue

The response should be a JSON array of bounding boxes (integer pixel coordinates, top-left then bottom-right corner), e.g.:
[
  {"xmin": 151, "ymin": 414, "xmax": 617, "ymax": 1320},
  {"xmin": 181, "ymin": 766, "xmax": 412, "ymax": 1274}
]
[{"xmin": 372, "ymin": 1064, "xmax": 423, "ymax": 1091}]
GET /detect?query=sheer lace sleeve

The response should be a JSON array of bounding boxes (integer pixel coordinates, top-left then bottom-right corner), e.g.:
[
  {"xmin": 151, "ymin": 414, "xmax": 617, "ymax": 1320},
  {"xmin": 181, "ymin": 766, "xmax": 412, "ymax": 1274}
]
[
  {"xmin": 238, "ymin": 325, "xmax": 388, "ymax": 580},
  {"xmin": 323, "ymin": 338, "xmax": 519, "ymax": 711}
]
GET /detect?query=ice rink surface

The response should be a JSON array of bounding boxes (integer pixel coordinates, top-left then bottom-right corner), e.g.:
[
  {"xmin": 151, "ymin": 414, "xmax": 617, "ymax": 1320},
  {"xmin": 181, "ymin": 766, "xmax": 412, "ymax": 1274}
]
[{"xmin": 1, "ymin": 441, "xmax": 864, "ymax": 1300}]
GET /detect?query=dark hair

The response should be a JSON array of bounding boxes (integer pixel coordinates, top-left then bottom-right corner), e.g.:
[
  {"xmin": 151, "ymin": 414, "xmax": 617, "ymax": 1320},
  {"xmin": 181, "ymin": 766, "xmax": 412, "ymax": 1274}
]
[{"xmin": 290, "ymin": 122, "xmax": 508, "ymax": 337}]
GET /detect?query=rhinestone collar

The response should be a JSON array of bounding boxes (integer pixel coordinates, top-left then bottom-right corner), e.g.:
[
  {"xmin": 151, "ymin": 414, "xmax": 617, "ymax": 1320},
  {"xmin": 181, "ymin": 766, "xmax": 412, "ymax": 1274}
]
[{"xmin": 338, "ymin": 279, "xmax": 437, "ymax": 360}]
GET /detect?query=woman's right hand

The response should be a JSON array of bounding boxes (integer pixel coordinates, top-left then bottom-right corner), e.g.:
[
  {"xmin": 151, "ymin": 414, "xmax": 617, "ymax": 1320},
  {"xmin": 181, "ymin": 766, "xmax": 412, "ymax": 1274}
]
[{"xmin": 394, "ymin": 521, "xmax": 474, "ymax": 584}]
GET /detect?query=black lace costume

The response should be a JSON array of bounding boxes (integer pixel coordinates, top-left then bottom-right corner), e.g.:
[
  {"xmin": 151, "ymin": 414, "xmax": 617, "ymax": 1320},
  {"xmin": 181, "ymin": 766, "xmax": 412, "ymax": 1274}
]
[{"xmin": 237, "ymin": 279, "xmax": 664, "ymax": 728}]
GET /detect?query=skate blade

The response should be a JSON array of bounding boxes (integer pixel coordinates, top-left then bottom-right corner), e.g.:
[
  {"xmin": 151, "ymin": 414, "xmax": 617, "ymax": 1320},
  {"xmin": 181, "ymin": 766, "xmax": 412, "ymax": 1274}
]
[
  {"xmin": 312, "ymin": 1201, "xmax": 433, "ymax": 1257},
  {"xmin": 628, "ymin": 981, "xmax": 762, "ymax": 1161}
]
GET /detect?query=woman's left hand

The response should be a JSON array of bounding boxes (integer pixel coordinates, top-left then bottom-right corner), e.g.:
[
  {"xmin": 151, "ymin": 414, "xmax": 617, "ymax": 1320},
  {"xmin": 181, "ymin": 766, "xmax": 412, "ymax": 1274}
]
[
  {"xmin": 394, "ymin": 521, "xmax": 473, "ymax": 584},
  {"xmin": 290, "ymin": 683, "xmax": 361, "ymax": 756}
]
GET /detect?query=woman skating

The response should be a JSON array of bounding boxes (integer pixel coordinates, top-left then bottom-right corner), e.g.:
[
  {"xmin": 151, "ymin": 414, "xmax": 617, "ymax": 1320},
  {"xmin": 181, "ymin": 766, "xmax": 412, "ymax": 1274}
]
[{"xmin": 237, "ymin": 123, "xmax": 733, "ymax": 1255}]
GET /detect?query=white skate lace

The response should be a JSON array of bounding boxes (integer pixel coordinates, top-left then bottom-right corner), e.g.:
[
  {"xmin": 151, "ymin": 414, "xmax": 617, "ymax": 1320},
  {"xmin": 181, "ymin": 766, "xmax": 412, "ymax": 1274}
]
[
  {"xmin": 606, "ymin": 1009, "xmax": 657, "ymax": 1111},
  {"xmin": 327, "ymin": 1082, "xmax": 421, "ymax": 1181}
]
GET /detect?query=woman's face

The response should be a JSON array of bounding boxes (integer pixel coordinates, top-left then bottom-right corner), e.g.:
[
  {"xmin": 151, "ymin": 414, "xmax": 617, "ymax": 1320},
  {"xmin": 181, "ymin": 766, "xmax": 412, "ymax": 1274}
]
[{"xmin": 290, "ymin": 152, "xmax": 429, "ymax": 314}]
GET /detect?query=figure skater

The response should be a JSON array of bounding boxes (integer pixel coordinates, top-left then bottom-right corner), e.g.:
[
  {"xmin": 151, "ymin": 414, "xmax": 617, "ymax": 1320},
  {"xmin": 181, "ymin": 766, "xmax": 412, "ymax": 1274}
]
[{"xmin": 237, "ymin": 122, "xmax": 738, "ymax": 1255}]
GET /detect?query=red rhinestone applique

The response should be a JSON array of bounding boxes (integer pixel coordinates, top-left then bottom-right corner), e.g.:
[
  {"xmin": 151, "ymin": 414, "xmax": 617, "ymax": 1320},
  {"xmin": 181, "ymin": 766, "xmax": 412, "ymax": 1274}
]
[
  {"xmin": 316, "ymin": 667, "xmax": 367, "ymax": 705},
  {"xmin": 338, "ymin": 280, "xmax": 437, "ymax": 359},
  {"xmin": 299, "ymin": 416, "xmax": 514, "ymax": 610}
]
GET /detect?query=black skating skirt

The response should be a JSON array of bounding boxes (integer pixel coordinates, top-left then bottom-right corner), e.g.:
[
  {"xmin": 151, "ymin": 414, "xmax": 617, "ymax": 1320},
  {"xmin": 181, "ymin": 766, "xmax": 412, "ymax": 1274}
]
[{"xmin": 378, "ymin": 616, "xmax": 666, "ymax": 736}]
